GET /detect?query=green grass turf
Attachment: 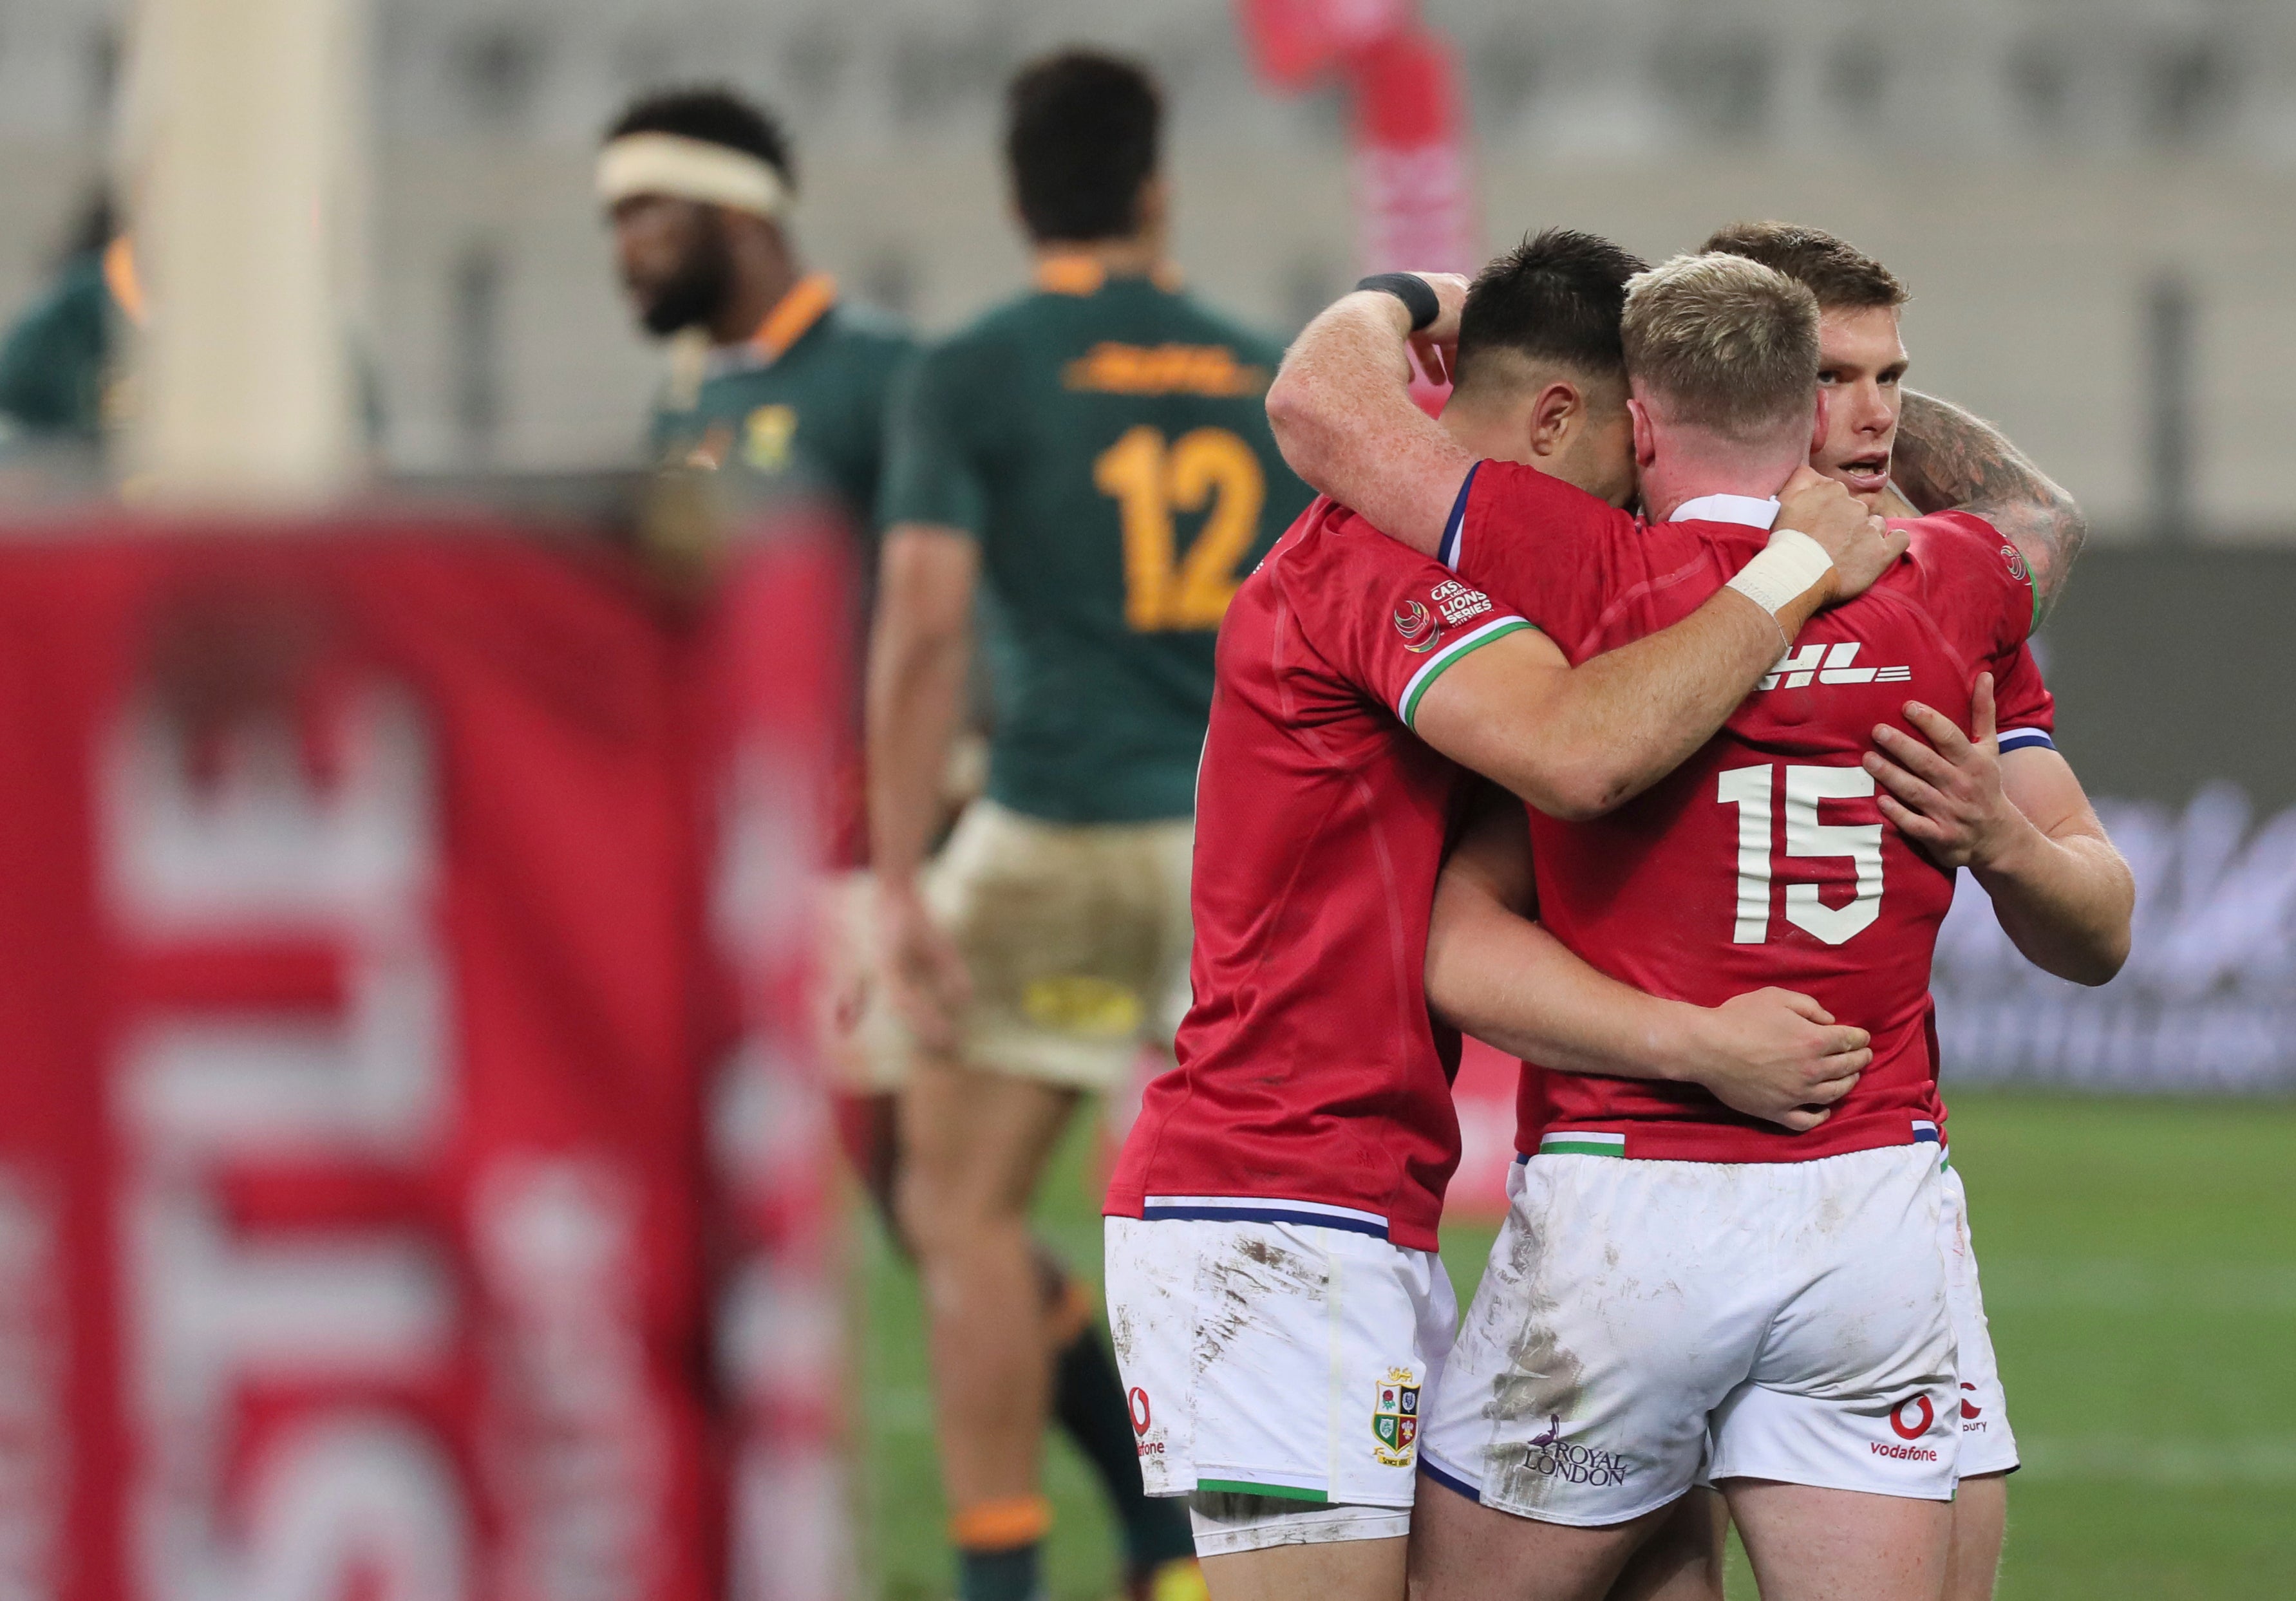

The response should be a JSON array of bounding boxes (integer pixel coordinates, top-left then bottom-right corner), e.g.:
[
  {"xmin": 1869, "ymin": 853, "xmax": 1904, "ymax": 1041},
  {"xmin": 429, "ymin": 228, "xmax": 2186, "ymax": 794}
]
[{"xmin": 854, "ymin": 1092, "xmax": 2296, "ymax": 1600}]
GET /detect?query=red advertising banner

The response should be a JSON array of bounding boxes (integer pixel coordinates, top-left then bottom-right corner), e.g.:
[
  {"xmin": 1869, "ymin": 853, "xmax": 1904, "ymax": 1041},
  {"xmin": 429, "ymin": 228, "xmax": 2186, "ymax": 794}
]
[
  {"xmin": 0, "ymin": 516, "xmax": 844, "ymax": 1601},
  {"xmin": 1236, "ymin": 0, "xmax": 1477, "ymax": 409}
]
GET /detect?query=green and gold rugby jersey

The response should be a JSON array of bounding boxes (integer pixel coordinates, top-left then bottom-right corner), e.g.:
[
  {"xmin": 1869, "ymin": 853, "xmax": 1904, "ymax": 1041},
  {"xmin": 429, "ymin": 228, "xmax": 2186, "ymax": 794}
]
[
  {"xmin": 650, "ymin": 273, "xmax": 914, "ymax": 538},
  {"xmin": 879, "ymin": 258, "xmax": 1313, "ymax": 825}
]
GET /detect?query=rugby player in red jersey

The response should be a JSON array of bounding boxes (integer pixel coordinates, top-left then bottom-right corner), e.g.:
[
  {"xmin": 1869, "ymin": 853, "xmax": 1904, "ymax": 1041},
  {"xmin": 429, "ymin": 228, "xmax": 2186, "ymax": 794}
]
[
  {"xmin": 1103, "ymin": 235, "xmax": 1905, "ymax": 1601},
  {"xmin": 1272, "ymin": 252, "xmax": 2132, "ymax": 1601},
  {"xmin": 1691, "ymin": 220, "xmax": 2099, "ymax": 1601}
]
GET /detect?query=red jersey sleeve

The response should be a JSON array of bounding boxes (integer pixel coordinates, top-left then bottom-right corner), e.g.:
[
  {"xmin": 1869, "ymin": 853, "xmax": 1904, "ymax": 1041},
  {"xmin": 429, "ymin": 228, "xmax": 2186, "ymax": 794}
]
[
  {"xmin": 1896, "ymin": 510, "xmax": 2056, "ymax": 754},
  {"xmin": 1288, "ymin": 505, "xmax": 1534, "ymax": 729},
  {"xmin": 1991, "ymin": 640, "xmax": 2056, "ymax": 753},
  {"xmin": 1438, "ymin": 460, "xmax": 1643, "ymax": 650}
]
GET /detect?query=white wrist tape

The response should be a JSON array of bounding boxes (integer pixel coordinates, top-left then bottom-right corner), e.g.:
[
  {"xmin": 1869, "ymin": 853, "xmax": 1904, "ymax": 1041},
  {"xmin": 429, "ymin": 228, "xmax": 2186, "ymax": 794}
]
[{"xmin": 1726, "ymin": 527, "xmax": 1835, "ymax": 615}]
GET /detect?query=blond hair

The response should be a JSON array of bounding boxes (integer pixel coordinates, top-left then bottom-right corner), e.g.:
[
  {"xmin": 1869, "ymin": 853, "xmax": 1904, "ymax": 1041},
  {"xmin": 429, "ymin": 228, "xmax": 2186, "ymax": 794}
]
[{"xmin": 1620, "ymin": 253, "xmax": 1820, "ymax": 440}]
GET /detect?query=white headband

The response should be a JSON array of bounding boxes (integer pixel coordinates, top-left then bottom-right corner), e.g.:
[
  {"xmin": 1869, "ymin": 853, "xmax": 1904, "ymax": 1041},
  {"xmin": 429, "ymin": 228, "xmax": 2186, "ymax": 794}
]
[{"xmin": 597, "ymin": 132, "xmax": 789, "ymax": 218}]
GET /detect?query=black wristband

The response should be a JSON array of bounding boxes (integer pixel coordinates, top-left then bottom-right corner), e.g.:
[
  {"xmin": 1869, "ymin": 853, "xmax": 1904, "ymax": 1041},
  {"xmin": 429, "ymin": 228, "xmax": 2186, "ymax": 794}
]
[{"xmin": 1354, "ymin": 272, "xmax": 1440, "ymax": 333}]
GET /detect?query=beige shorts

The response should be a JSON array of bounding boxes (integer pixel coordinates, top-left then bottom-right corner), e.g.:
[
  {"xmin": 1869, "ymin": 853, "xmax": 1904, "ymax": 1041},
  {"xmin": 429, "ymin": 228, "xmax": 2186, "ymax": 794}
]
[{"xmin": 821, "ymin": 800, "xmax": 1194, "ymax": 1094}]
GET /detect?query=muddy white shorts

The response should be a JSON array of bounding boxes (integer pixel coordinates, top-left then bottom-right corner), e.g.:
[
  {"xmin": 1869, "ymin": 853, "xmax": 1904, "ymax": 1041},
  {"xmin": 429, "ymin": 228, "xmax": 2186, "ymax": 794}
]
[
  {"xmin": 1104, "ymin": 1211, "xmax": 1456, "ymax": 1546},
  {"xmin": 1941, "ymin": 1161, "xmax": 2020, "ymax": 1478},
  {"xmin": 1420, "ymin": 1142, "xmax": 1959, "ymax": 1526}
]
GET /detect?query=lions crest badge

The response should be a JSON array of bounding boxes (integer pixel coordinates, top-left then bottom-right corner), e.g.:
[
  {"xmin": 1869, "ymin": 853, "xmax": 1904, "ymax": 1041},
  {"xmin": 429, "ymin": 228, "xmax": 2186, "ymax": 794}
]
[{"xmin": 1372, "ymin": 1367, "xmax": 1420, "ymax": 1466}]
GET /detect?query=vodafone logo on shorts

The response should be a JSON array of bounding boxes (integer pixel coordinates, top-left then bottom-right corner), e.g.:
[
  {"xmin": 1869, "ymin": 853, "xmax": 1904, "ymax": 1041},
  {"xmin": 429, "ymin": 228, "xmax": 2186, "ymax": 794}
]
[
  {"xmin": 1129, "ymin": 1387, "xmax": 1164, "ymax": 1459},
  {"xmin": 1870, "ymin": 1394, "xmax": 1941, "ymax": 1462}
]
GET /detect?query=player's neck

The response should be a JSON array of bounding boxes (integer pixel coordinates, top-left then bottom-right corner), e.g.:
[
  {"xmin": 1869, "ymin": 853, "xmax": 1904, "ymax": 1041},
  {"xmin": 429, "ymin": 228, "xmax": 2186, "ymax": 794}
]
[
  {"xmin": 1442, "ymin": 407, "xmax": 1609, "ymax": 501},
  {"xmin": 1641, "ymin": 440, "xmax": 1804, "ymax": 523},
  {"xmin": 1031, "ymin": 235, "xmax": 1166, "ymax": 283},
  {"xmin": 713, "ymin": 236, "xmax": 805, "ymax": 348}
]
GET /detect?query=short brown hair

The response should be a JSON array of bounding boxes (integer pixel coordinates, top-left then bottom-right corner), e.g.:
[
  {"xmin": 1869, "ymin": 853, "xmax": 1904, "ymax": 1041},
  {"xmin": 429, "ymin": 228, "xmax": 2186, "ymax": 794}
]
[
  {"xmin": 1454, "ymin": 229, "xmax": 1646, "ymax": 400},
  {"xmin": 1700, "ymin": 220, "xmax": 1907, "ymax": 311},
  {"xmin": 1006, "ymin": 51, "xmax": 1161, "ymax": 243},
  {"xmin": 1621, "ymin": 253, "xmax": 1820, "ymax": 440}
]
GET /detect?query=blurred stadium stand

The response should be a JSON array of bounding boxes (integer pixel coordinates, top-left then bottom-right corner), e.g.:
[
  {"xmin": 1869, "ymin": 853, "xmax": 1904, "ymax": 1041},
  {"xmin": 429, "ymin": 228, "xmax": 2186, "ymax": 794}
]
[{"xmin": 2, "ymin": 0, "xmax": 2294, "ymax": 534}]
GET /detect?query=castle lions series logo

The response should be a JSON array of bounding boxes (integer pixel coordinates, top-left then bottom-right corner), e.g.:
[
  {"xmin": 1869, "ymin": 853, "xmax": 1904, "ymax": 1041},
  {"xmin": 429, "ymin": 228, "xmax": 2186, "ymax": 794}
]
[
  {"xmin": 1372, "ymin": 1367, "xmax": 1421, "ymax": 1466},
  {"xmin": 1393, "ymin": 599, "xmax": 1442, "ymax": 654}
]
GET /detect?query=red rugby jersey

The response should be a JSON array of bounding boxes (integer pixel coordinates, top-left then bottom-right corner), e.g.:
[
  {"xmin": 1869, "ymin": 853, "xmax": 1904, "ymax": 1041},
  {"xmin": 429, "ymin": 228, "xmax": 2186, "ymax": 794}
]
[
  {"xmin": 1104, "ymin": 496, "xmax": 1530, "ymax": 1250},
  {"xmin": 1448, "ymin": 463, "xmax": 2053, "ymax": 1164}
]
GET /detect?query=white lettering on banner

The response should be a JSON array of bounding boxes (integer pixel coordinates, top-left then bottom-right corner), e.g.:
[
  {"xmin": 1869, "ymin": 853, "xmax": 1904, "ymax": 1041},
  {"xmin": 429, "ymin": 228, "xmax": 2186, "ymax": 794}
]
[
  {"xmin": 104, "ymin": 689, "xmax": 469, "ymax": 1601},
  {"xmin": 710, "ymin": 747, "xmax": 847, "ymax": 1601},
  {"xmin": 473, "ymin": 1158, "xmax": 668, "ymax": 1601},
  {"xmin": 1353, "ymin": 143, "xmax": 1474, "ymax": 276},
  {"xmin": 1933, "ymin": 783, "xmax": 2296, "ymax": 1089},
  {"xmin": 0, "ymin": 1174, "xmax": 64, "ymax": 1601},
  {"xmin": 239, "ymin": 1419, "xmax": 467, "ymax": 1601}
]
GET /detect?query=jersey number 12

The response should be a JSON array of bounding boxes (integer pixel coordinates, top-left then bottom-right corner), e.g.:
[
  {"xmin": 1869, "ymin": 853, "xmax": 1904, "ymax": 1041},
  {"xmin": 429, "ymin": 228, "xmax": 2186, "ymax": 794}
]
[
  {"xmin": 1095, "ymin": 425, "xmax": 1264, "ymax": 632},
  {"xmin": 1717, "ymin": 763, "xmax": 1883, "ymax": 946}
]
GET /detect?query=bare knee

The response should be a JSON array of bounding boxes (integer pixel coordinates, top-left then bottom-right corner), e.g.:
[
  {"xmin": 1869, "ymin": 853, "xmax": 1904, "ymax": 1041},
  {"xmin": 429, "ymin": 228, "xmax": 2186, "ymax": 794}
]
[{"xmin": 894, "ymin": 1147, "xmax": 1030, "ymax": 1268}]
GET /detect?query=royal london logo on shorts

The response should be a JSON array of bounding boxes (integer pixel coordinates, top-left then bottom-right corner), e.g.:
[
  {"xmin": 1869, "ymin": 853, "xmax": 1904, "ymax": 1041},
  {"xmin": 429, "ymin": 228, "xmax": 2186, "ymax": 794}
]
[
  {"xmin": 1372, "ymin": 1368, "xmax": 1421, "ymax": 1466},
  {"xmin": 1518, "ymin": 1413, "xmax": 1633, "ymax": 1487}
]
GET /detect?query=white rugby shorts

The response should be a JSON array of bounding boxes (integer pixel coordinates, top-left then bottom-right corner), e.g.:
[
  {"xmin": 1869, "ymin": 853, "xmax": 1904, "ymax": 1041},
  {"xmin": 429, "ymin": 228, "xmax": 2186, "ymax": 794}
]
[
  {"xmin": 1104, "ymin": 1211, "xmax": 1456, "ymax": 1543},
  {"xmin": 1420, "ymin": 1141, "xmax": 1959, "ymax": 1525},
  {"xmin": 1941, "ymin": 1161, "xmax": 2020, "ymax": 1479}
]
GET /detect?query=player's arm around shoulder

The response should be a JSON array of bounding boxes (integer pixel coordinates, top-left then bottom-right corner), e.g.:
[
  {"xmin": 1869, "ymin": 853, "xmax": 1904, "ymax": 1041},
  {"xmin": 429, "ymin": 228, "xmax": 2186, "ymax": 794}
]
[
  {"xmin": 1424, "ymin": 794, "xmax": 1868, "ymax": 1128},
  {"xmin": 1864, "ymin": 673, "xmax": 2133, "ymax": 985},
  {"xmin": 1892, "ymin": 388, "xmax": 2088, "ymax": 622},
  {"xmin": 1409, "ymin": 469, "xmax": 1903, "ymax": 820},
  {"xmin": 1264, "ymin": 274, "xmax": 1474, "ymax": 557}
]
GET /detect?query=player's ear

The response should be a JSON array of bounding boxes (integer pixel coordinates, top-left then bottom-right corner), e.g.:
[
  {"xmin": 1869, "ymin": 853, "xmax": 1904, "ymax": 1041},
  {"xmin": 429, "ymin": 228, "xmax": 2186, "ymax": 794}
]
[
  {"xmin": 1528, "ymin": 380, "xmax": 1581, "ymax": 458},
  {"xmin": 1809, "ymin": 388, "xmax": 1830, "ymax": 457},
  {"xmin": 1628, "ymin": 397, "xmax": 1657, "ymax": 470}
]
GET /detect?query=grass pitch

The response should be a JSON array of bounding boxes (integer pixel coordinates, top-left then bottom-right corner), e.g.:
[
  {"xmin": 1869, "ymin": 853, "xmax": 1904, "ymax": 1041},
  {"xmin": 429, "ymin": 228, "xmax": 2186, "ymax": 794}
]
[{"xmin": 854, "ymin": 1092, "xmax": 2296, "ymax": 1600}]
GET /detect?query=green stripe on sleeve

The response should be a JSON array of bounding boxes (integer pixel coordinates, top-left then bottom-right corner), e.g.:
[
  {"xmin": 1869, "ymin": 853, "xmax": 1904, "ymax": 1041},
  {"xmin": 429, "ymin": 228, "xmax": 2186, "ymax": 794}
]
[{"xmin": 1400, "ymin": 618, "xmax": 1534, "ymax": 728}]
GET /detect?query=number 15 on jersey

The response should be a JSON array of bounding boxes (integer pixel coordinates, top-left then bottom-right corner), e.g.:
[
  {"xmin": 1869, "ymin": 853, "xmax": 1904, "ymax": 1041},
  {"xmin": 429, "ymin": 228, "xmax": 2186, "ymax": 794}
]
[{"xmin": 1718, "ymin": 763, "xmax": 1884, "ymax": 946}]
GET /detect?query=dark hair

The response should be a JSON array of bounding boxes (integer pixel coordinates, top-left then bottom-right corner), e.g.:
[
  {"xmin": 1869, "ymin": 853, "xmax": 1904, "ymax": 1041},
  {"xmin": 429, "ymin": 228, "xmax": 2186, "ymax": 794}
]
[
  {"xmin": 1699, "ymin": 220, "xmax": 1906, "ymax": 310},
  {"xmin": 607, "ymin": 86, "xmax": 796, "ymax": 191},
  {"xmin": 1004, "ymin": 50, "xmax": 1162, "ymax": 244},
  {"xmin": 1454, "ymin": 229, "xmax": 1649, "ymax": 397}
]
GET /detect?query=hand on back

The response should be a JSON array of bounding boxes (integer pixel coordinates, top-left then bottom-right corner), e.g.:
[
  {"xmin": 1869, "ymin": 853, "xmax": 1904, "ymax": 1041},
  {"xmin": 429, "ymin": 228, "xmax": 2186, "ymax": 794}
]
[
  {"xmin": 1689, "ymin": 986, "xmax": 1870, "ymax": 1131},
  {"xmin": 1776, "ymin": 465, "xmax": 1908, "ymax": 604}
]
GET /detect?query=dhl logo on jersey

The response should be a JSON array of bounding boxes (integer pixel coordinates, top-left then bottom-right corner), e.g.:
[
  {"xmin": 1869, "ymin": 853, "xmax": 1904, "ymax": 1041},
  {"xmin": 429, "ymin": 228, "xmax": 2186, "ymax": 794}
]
[
  {"xmin": 1064, "ymin": 342, "xmax": 1269, "ymax": 398},
  {"xmin": 1758, "ymin": 641, "xmax": 1912, "ymax": 692}
]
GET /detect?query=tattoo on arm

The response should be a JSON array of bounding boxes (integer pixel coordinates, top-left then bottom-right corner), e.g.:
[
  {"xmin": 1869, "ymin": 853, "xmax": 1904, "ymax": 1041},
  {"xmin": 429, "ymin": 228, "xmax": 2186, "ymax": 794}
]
[{"xmin": 1893, "ymin": 389, "xmax": 2089, "ymax": 621}]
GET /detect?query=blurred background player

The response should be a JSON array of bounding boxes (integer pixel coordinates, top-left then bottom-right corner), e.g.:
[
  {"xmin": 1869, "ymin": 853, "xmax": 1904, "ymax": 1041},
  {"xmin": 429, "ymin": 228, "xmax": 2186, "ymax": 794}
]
[
  {"xmin": 0, "ymin": 191, "xmax": 129, "ymax": 453},
  {"xmin": 606, "ymin": 87, "xmax": 909, "ymax": 529},
  {"xmin": 601, "ymin": 81, "xmax": 1197, "ymax": 1601},
  {"xmin": 867, "ymin": 47, "xmax": 1312, "ymax": 1601}
]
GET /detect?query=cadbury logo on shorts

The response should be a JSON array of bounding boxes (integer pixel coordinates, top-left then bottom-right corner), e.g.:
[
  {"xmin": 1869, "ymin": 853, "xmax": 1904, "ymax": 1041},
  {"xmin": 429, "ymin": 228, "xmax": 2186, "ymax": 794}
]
[{"xmin": 1518, "ymin": 1413, "xmax": 1633, "ymax": 1487}]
